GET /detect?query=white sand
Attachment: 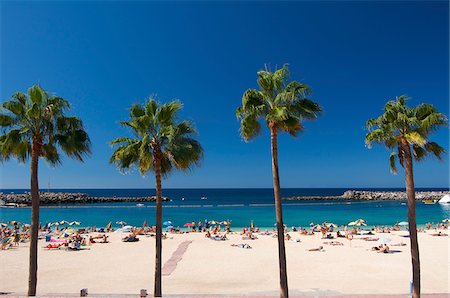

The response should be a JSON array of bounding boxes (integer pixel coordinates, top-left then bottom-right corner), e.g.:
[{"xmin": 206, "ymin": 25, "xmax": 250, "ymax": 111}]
[{"xmin": 0, "ymin": 231, "xmax": 449, "ymax": 295}]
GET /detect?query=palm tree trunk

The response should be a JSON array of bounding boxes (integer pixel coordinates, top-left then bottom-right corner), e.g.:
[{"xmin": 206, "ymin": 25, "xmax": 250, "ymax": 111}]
[
  {"xmin": 153, "ymin": 152, "xmax": 163, "ymax": 297},
  {"xmin": 28, "ymin": 138, "xmax": 41, "ymax": 296},
  {"xmin": 270, "ymin": 126, "xmax": 289, "ymax": 298},
  {"xmin": 402, "ymin": 140, "xmax": 420, "ymax": 298}
]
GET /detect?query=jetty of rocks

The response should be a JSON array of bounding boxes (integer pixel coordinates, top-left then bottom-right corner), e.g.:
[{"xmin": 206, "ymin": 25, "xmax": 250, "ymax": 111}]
[
  {"xmin": 0, "ymin": 192, "xmax": 170, "ymax": 206},
  {"xmin": 283, "ymin": 190, "xmax": 449, "ymax": 201}
]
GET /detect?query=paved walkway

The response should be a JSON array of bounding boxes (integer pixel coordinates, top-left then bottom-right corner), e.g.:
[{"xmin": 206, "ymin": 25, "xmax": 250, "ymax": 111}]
[
  {"xmin": 1, "ymin": 294, "xmax": 449, "ymax": 297},
  {"xmin": 161, "ymin": 240, "xmax": 193, "ymax": 276}
]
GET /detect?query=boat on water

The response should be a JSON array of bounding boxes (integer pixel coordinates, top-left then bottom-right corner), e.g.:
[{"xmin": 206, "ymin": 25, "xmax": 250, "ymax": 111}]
[
  {"xmin": 0, "ymin": 203, "xmax": 18, "ymax": 208},
  {"xmin": 438, "ymin": 195, "xmax": 450, "ymax": 204},
  {"xmin": 422, "ymin": 199, "xmax": 437, "ymax": 205},
  {"xmin": 136, "ymin": 203, "xmax": 145, "ymax": 207},
  {"xmin": 201, "ymin": 197, "xmax": 207, "ymax": 200}
]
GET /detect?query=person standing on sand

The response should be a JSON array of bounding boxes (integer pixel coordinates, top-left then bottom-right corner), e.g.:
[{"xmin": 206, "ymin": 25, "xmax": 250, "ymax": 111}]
[{"xmin": 198, "ymin": 221, "xmax": 202, "ymax": 232}]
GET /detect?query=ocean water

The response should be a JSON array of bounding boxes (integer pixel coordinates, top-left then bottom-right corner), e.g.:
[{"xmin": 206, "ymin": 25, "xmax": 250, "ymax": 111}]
[{"xmin": 1, "ymin": 188, "xmax": 449, "ymax": 229}]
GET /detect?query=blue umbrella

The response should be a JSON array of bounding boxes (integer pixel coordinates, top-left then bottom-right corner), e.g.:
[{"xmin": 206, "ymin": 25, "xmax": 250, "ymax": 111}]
[
  {"xmin": 163, "ymin": 221, "xmax": 173, "ymax": 226},
  {"xmin": 312, "ymin": 224, "xmax": 323, "ymax": 232}
]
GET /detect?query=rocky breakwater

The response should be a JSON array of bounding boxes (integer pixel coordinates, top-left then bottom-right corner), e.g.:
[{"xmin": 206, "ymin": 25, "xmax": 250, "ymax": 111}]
[
  {"xmin": 0, "ymin": 192, "xmax": 170, "ymax": 206},
  {"xmin": 283, "ymin": 190, "xmax": 449, "ymax": 201}
]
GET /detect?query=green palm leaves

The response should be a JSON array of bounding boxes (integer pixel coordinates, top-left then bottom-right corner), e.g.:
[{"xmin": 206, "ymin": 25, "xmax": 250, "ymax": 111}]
[
  {"xmin": 0, "ymin": 85, "xmax": 91, "ymax": 164},
  {"xmin": 110, "ymin": 98, "xmax": 203, "ymax": 176},
  {"xmin": 365, "ymin": 96, "xmax": 447, "ymax": 174},
  {"xmin": 236, "ymin": 64, "xmax": 321, "ymax": 140}
]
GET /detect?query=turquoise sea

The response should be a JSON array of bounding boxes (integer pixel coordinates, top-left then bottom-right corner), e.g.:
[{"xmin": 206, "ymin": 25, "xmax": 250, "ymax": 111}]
[{"xmin": 1, "ymin": 188, "xmax": 449, "ymax": 229}]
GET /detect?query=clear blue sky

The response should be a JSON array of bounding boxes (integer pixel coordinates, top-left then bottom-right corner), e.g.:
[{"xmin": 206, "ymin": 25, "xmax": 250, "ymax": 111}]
[{"xmin": 0, "ymin": 1, "xmax": 448, "ymax": 189}]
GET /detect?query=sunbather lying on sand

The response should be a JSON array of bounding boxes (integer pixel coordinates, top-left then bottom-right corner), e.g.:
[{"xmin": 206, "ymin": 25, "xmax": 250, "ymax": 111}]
[
  {"xmin": 122, "ymin": 234, "xmax": 139, "ymax": 242},
  {"xmin": 362, "ymin": 237, "xmax": 379, "ymax": 241},
  {"xmin": 212, "ymin": 234, "xmax": 228, "ymax": 241},
  {"xmin": 231, "ymin": 243, "xmax": 252, "ymax": 249},
  {"xmin": 307, "ymin": 246, "xmax": 324, "ymax": 252},
  {"xmin": 44, "ymin": 243, "xmax": 64, "ymax": 249},
  {"xmin": 372, "ymin": 244, "xmax": 390, "ymax": 253},
  {"xmin": 323, "ymin": 241, "xmax": 343, "ymax": 246},
  {"xmin": 391, "ymin": 242, "xmax": 406, "ymax": 246},
  {"xmin": 431, "ymin": 231, "xmax": 448, "ymax": 236},
  {"xmin": 242, "ymin": 234, "xmax": 258, "ymax": 240},
  {"xmin": 377, "ymin": 244, "xmax": 390, "ymax": 253}
]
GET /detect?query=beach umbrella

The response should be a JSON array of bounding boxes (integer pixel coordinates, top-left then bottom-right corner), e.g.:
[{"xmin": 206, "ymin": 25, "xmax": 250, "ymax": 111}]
[
  {"xmin": 59, "ymin": 220, "xmax": 70, "ymax": 225},
  {"xmin": 397, "ymin": 221, "xmax": 408, "ymax": 226},
  {"xmin": 163, "ymin": 221, "xmax": 172, "ymax": 226},
  {"xmin": 312, "ymin": 224, "xmax": 323, "ymax": 232},
  {"xmin": 183, "ymin": 223, "xmax": 193, "ymax": 227},
  {"xmin": 105, "ymin": 222, "xmax": 112, "ymax": 230},
  {"xmin": 69, "ymin": 221, "xmax": 80, "ymax": 226},
  {"xmin": 325, "ymin": 223, "xmax": 338, "ymax": 229},
  {"xmin": 348, "ymin": 219, "xmax": 367, "ymax": 226},
  {"xmin": 9, "ymin": 221, "xmax": 19, "ymax": 225},
  {"xmin": 442, "ymin": 218, "xmax": 450, "ymax": 224},
  {"xmin": 378, "ymin": 237, "xmax": 392, "ymax": 244},
  {"xmin": 116, "ymin": 221, "xmax": 127, "ymax": 226},
  {"xmin": 209, "ymin": 220, "xmax": 219, "ymax": 225},
  {"xmin": 0, "ymin": 223, "xmax": 7, "ymax": 228},
  {"xmin": 65, "ymin": 228, "xmax": 75, "ymax": 234}
]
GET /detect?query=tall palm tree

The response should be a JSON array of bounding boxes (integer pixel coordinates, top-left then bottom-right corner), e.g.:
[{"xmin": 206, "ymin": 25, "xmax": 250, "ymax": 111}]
[
  {"xmin": 236, "ymin": 65, "xmax": 321, "ymax": 298},
  {"xmin": 365, "ymin": 96, "xmax": 447, "ymax": 298},
  {"xmin": 110, "ymin": 98, "xmax": 203, "ymax": 297},
  {"xmin": 0, "ymin": 85, "xmax": 91, "ymax": 296}
]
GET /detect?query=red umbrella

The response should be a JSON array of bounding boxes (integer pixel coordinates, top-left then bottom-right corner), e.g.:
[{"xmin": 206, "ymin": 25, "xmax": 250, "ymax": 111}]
[{"xmin": 183, "ymin": 223, "xmax": 193, "ymax": 227}]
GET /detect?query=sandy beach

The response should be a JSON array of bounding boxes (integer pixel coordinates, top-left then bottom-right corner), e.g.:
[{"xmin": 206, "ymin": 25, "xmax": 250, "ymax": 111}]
[{"xmin": 0, "ymin": 230, "xmax": 449, "ymax": 295}]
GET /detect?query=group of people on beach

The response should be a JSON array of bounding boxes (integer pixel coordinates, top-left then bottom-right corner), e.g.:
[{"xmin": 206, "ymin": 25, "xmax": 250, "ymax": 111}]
[
  {"xmin": 1, "ymin": 219, "xmax": 448, "ymax": 252},
  {"xmin": 1, "ymin": 222, "xmax": 28, "ymax": 249}
]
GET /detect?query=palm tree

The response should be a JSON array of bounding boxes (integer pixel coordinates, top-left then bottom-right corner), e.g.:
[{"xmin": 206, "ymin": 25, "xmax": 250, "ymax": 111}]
[
  {"xmin": 110, "ymin": 98, "xmax": 203, "ymax": 297},
  {"xmin": 365, "ymin": 96, "xmax": 447, "ymax": 298},
  {"xmin": 0, "ymin": 85, "xmax": 91, "ymax": 296},
  {"xmin": 236, "ymin": 65, "xmax": 321, "ymax": 297}
]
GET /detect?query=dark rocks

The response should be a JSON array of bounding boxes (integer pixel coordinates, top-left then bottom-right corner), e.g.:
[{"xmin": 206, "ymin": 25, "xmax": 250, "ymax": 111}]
[
  {"xmin": 0, "ymin": 192, "xmax": 170, "ymax": 206},
  {"xmin": 284, "ymin": 190, "xmax": 449, "ymax": 201}
]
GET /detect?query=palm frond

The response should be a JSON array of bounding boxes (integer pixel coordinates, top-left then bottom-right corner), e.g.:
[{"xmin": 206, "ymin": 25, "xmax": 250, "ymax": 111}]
[
  {"xmin": 424, "ymin": 142, "xmax": 445, "ymax": 161},
  {"xmin": 389, "ymin": 152, "xmax": 398, "ymax": 174},
  {"xmin": 365, "ymin": 96, "xmax": 447, "ymax": 173},
  {"xmin": 110, "ymin": 98, "xmax": 202, "ymax": 177},
  {"xmin": 237, "ymin": 65, "xmax": 320, "ymax": 141}
]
